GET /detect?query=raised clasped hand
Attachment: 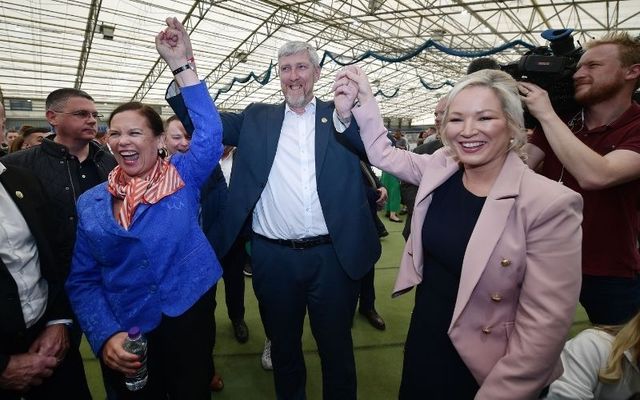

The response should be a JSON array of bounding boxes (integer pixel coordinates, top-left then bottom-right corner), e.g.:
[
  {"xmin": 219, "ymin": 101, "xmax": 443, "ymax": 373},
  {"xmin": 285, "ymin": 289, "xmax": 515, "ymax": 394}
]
[
  {"xmin": 332, "ymin": 66, "xmax": 361, "ymax": 121},
  {"xmin": 334, "ymin": 66, "xmax": 374, "ymax": 106},
  {"xmin": 155, "ymin": 17, "xmax": 193, "ymax": 69}
]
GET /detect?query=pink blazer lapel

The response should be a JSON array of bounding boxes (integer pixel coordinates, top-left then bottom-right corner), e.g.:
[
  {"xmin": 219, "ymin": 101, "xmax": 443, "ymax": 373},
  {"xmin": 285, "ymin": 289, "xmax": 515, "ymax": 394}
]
[{"xmin": 449, "ymin": 152, "xmax": 527, "ymax": 329}]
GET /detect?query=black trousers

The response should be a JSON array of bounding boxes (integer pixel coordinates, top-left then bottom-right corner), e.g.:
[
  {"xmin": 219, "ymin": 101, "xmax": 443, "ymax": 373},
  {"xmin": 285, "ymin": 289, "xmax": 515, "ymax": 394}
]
[
  {"xmin": 359, "ymin": 189, "xmax": 382, "ymax": 311},
  {"xmin": 220, "ymin": 236, "xmax": 246, "ymax": 322},
  {"xmin": 100, "ymin": 286, "xmax": 216, "ymax": 400},
  {"xmin": 0, "ymin": 319, "xmax": 91, "ymax": 400},
  {"xmin": 252, "ymin": 235, "xmax": 359, "ymax": 400},
  {"xmin": 358, "ymin": 267, "xmax": 376, "ymax": 312},
  {"xmin": 580, "ymin": 274, "xmax": 640, "ymax": 325}
]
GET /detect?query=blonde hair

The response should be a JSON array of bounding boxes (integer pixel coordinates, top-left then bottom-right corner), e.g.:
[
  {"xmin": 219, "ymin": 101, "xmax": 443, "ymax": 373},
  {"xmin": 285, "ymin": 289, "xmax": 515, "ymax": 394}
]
[
  {"xmin": 441, "ymin": 69, "xmax": 527, "ymax": 161},
  {"xmin": 599, "ymin": 311, "xmax": 640, "ymax": 383}
]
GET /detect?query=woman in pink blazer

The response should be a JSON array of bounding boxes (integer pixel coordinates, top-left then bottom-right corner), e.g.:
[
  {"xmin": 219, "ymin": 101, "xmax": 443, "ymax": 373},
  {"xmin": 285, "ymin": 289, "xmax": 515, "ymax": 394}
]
[{"xmin": 335, "ymin": 68, "xmax": 583, "ymax": 399}]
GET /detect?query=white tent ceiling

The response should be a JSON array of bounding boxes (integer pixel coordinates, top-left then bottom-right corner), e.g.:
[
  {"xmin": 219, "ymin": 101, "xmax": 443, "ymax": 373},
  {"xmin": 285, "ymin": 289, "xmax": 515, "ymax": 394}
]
[{"xmin": 1, "ymin": 0, "xmax": 638, "ymax": 123}]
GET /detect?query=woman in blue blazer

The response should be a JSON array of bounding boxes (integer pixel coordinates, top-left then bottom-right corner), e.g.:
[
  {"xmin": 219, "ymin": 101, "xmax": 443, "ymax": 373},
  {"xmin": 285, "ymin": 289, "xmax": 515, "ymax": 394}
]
[{"xmin": 65, "ymin": 18, "xmax": 223, "ymax": 399}]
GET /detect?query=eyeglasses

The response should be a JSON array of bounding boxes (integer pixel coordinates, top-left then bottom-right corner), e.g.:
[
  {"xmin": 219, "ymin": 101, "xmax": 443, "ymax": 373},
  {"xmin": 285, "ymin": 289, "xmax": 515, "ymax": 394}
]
[{"xmin": 51, "ymin": 110, "xmax": 104, "ymax": 121}]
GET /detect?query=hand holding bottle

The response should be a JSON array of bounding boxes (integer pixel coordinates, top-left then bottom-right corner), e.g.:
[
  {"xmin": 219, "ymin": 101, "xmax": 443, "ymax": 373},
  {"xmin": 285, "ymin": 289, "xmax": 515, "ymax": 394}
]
[{"xmin": 102, "ymin": 331, "xmax": 143, "ymax": 376}]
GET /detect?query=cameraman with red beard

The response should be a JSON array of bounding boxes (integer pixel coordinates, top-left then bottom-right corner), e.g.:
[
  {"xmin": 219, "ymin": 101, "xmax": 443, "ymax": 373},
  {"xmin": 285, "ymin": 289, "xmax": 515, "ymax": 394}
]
[{"xmin": 521, "ymin": 32, "xmax": 640, "ymax": 326}]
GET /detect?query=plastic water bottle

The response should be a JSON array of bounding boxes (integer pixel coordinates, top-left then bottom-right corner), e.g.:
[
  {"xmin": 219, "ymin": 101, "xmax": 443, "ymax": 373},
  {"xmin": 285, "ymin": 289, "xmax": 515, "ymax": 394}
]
[{"xmin": 122, "ymin": 326, "xmax": 148, "ymax": 391}]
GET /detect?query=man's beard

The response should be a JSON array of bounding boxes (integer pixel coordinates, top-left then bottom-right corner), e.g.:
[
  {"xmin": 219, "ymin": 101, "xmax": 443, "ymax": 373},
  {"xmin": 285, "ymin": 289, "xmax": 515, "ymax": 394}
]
[
  {"xmin": 575, "ymin": 78, "xmax": 624, "ymax": 106},
  {"xmin": 285, "ymin": 92, "xmax": 310, "ymax": 109}
]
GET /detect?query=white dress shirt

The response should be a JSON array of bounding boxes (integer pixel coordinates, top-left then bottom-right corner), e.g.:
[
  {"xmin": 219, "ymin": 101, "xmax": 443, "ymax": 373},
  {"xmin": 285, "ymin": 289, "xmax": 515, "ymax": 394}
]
[
  {"xmin": 252, "ymin": 98, "xmax": 329, "ymax": 239},
  {"xmin": 220, "ymin": 150, "xmax": 233, "ymax": 188},
  {"xmin": 0, "ymin": 163, "xmax": 48, "ymax": 328}
]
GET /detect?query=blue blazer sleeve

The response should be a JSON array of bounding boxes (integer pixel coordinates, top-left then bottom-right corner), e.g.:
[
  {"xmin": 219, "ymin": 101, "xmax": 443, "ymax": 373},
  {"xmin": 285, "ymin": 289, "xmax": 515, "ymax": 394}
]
[{"xmin": 166, "ymin": 82, "xmax": 230, "ymax": 254}]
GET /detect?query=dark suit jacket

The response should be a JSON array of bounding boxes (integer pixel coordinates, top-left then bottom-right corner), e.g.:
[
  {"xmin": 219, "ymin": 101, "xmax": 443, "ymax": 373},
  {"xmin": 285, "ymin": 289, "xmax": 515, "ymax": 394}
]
[
  {"xmin": 168, "ymin": 94, "xmax": 380, "ymax": 280},
  {"xmin": 400, "ymin": 138, "xmax": 444, "ymax": 240},
  {"xmin": 200, "ymin": 165, "xmax": 228, "ymax": 255},
  {"xmin": 0, "ymin": 165, "xmax": 72, "ymax": 372}
]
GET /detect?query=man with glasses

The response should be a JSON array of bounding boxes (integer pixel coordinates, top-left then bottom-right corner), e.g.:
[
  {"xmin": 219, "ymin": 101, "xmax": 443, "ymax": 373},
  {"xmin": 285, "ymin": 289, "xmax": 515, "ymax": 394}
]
[
  {"xmin": 2, "ymin": 88, "xmax": 116, "ymax": 271},
  {"xmin": 1, "ymin": 88, "xmax": 116, "ymax": 398}
]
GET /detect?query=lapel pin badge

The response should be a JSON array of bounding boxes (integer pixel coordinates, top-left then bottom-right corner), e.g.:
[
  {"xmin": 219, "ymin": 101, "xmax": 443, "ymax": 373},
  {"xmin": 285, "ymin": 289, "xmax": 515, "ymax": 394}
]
[
  {"xmin": 15, "ymin": 191, "xmax": 24, "ymax": 199},
  {"xmin": 321, "ymin": 117, "xmax": 328, "ymax": 124}
]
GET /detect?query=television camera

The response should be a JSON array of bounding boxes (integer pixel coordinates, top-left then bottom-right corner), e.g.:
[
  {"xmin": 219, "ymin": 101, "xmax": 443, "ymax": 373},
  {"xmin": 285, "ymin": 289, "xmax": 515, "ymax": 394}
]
[{"xmin": 502, "ymin": 28, "xmax": 584, "ymax": 128}]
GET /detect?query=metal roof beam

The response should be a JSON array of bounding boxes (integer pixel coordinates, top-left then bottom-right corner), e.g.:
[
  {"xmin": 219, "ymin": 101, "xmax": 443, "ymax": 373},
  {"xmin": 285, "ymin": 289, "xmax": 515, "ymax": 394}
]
[
  {"xmin": 200, "ymin": 6, "xmax": 286, "ymax": 92},
  {"xmin": 131, "ymin": 0, "xmax": 222, "ymax": 102},
  {"xmin": 74, "ymin": 0, "xmax": 103, "ymax": 88}
]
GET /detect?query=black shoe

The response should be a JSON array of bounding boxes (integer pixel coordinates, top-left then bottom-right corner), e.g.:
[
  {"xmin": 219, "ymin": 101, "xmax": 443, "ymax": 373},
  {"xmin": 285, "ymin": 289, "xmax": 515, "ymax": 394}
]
[
  {"xmin": 232, "ymin": 319, "xmax": 249, "ymax": 343},
  {"xmin": 378, "ymin": 229, "xmax": 389, "ymax": 238},
  {"xmin": 243, "ymin": 263, "xmax": 253, "ymax": 277},
  {"xmin": 359, "ymin": 309, "xmax": 386, "ymax": 331}
]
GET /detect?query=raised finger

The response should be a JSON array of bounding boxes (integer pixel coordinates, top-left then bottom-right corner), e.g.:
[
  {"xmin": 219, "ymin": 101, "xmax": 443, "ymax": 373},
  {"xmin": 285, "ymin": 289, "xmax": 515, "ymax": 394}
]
[{"xmin": 175, "ymin": 18, "xmax": 188, "ymax": 35}]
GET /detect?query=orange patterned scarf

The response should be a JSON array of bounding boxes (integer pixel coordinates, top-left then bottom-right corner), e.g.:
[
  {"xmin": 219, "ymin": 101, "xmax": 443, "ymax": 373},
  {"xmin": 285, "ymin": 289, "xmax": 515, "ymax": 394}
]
[{"xmin": 107, "ymin": 159, "xmax": 184, "ymax": 230}]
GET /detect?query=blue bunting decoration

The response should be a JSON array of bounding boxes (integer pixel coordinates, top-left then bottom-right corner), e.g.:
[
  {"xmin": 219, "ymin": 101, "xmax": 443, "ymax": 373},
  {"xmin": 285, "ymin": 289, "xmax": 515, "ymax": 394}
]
[
  {"xmin": 419, "ymin": 77, "xmax": 455, "ymax": 90},
  {"xmin": 374, "ymin": 88, "xmax": 399, "ymax": 98},
  {"xmin": 212, "ymin": 38, "xmax": 535, "ymax": 99},
  {"xmin": 319, "ymin": 39, "xmax": 535, "ymax": 67},
  {"xmin": 213, "ymin": 61, "xmax": 274, "ymax": 101}
]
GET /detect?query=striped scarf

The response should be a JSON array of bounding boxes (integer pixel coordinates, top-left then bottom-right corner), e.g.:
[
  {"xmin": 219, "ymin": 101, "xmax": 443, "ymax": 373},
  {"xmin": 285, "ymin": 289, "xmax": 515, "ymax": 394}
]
[{"xmin": 107, "ymin": 159, "xmax": 184, "ymax": 230}]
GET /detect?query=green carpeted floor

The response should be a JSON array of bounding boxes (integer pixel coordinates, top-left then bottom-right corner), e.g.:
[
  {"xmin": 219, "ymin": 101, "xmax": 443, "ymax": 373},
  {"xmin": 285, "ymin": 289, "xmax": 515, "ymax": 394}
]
[{"xmin": 80, "ymin": 213, "xmax": 589, "ymax": 399}]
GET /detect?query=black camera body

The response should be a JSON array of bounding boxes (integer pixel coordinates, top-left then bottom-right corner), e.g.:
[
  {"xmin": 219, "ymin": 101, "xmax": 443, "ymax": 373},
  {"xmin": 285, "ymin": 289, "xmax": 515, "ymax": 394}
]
[{"xmin": 502, "ymin": 29, "xmax": 584, "ymax": 128}]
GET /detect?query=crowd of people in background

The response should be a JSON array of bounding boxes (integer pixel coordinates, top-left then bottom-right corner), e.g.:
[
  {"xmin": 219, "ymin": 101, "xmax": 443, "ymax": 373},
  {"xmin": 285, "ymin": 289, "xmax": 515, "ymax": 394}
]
[{"xmin": 0, "ymin": 16, "xmax": 639, "ymax": 400}]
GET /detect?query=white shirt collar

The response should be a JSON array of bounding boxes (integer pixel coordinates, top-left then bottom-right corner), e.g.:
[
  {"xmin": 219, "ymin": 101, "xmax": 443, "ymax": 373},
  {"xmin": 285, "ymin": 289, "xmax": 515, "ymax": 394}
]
[{"xmin": 285, "ymin": 97, "xmax": 317, "ymax": 116}]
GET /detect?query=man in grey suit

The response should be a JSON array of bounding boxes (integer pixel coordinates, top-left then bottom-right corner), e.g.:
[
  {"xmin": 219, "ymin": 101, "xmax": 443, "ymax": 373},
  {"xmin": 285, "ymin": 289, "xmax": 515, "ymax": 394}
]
[{"xmin": 168, "ymin": 42, "xmax": 379, "ymax": 400}]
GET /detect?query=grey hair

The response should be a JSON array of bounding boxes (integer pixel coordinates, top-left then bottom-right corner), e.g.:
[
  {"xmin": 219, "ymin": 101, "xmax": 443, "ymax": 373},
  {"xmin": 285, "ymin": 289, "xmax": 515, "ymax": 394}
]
[
  {"xmin": 441, "ymin": 69, "xmax": 527, "ymax": 161},
  {"xmin": 278, "ymin": 41, "xmax": 320, "ymax": 69}
]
